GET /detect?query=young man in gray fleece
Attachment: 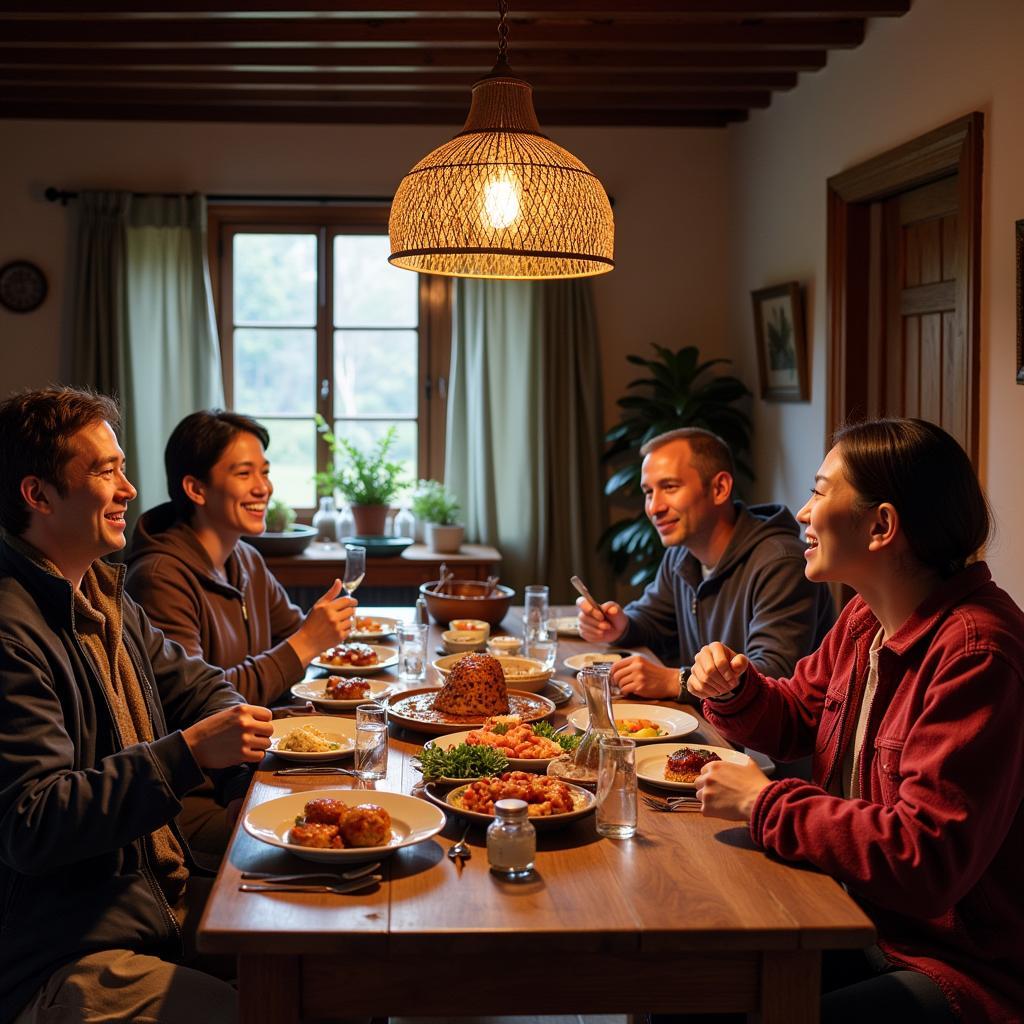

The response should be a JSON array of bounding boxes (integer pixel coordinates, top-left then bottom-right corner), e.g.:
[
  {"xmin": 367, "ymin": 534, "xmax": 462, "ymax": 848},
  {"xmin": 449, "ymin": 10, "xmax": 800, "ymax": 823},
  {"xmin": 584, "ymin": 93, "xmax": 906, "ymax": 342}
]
[{"xmin": 578, "ymin": 427, "xmax": 835, "ymax": 703}]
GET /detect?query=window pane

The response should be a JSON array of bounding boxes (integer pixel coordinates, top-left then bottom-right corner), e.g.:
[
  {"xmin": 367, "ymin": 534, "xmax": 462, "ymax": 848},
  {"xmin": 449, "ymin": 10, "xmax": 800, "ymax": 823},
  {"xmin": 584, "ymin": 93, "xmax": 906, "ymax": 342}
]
[
  {"xmin": 333, "ymin": 234, "xmax": 417, "ymax": 328},
  {"xmin": 333, "ymin": 419, "xmax": 417, "ymax": 497},
  {"xmin": 234, "ymin": 328, "xmax": 315, "ymax": 416},
  {"xmin": 333, "ymin": 330, "xmax": 418, "ymax": 418},
  {"xmin": 234, "ymin": 233, "xmax": 316, "ymax": 326},
  {"xmin": 262, "ymin": 418, "xmax": 316, "ymax": 510}
]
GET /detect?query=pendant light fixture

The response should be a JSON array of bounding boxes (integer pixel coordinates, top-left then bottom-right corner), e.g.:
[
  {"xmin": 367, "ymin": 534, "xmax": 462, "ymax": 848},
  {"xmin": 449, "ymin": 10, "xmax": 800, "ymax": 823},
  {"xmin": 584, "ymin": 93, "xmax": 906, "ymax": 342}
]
[{"xmin": 388, "ymin": 1, "xmax": 614, "ymax": 281}]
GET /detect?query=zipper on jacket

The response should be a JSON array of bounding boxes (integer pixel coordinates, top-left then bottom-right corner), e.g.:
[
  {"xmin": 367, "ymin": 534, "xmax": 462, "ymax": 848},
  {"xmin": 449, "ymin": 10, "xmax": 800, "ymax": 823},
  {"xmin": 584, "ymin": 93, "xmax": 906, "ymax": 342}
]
[{"xmin": 138, "ymin": 842, "xmax": 185, "ymax": 954}]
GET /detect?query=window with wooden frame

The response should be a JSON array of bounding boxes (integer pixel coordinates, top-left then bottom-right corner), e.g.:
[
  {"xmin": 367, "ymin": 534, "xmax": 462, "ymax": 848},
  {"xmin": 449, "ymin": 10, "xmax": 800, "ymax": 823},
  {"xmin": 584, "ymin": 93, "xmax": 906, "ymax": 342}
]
[{"xmin": 207, "ymin": 204, "xmax": 451, "ymax": 516}]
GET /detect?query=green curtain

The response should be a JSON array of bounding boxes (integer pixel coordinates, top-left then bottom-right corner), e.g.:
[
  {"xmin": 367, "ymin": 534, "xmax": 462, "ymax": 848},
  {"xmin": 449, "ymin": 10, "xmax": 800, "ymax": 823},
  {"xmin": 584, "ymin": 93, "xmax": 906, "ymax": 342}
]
[
  {"xmin": 70, "ymin": 192, "xmax": 224, "ymax": 533},
  {"xmin": 445, "ymin": 279, "xmax": 612, "ymax": 603}
]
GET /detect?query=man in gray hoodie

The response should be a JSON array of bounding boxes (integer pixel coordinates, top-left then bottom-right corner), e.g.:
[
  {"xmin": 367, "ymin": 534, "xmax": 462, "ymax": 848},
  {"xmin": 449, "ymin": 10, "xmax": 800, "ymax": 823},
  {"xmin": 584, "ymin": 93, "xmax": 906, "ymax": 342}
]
[{"xmin": 578, "ymin": 427, "xmax": 834, "ymax": 701}]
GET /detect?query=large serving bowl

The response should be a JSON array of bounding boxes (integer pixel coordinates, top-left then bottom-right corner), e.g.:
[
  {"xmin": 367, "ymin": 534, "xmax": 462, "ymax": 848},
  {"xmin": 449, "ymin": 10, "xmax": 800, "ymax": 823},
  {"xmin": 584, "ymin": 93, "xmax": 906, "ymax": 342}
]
[
  {"xmin": 242, "ymin": 524, "xmax": 317, "ymax": 557},
  {"xmin": 419, "ymin": 579, "xmax": 515, "ymax": 627}
]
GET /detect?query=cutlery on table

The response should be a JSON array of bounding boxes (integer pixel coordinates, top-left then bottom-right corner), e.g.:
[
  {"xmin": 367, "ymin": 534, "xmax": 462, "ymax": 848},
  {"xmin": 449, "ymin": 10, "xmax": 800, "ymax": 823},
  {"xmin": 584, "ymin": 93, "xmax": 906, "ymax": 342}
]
[
  {"xmin": 239, "ymin": 874, "xmax": 382, "ymax": 896},
  {"xmin": 241, "ymin": 862, "xmax": 380, "ymax": 884},
  {"xmin": 447, "ymin": 824, "xmax": 472, "ymax": 873},
  {"xmin": 274, "ymin": 766, "xmax": 361, "ymax": 777},
  {"xmin": 641, "ymin": 793, "xmax": 702, "ymax": 812}
]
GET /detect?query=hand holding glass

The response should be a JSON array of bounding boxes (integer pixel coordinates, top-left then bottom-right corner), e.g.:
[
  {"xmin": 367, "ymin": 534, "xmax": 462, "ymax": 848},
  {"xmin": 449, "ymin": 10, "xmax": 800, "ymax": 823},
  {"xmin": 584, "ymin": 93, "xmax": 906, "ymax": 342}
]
[
  {"xmin": 355, "ymin": 703, "xmax": 388, "ymax": 781},
  {"xmin": 343, "ymin": 545, "xmax": 366, "ymax": 597}
]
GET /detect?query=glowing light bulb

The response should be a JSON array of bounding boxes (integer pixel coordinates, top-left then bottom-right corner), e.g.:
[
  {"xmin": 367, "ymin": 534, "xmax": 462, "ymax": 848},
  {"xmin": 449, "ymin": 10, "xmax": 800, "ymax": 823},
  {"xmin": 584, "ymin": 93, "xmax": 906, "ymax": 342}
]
[{"xmin": 482, "ymin": 174, "xmax": 521, "ymax": 230}]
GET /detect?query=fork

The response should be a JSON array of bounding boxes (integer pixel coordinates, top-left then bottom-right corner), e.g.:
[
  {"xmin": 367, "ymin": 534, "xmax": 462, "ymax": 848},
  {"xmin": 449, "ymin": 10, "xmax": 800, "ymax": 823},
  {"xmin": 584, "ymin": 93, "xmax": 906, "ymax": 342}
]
[
  {"xmin": 239, "ymin": 874, "xmax": 382, "ymax": 896},
  {"xmin": 641, "ymin": 793, "xmax": 702, "ymax": 812},
  {"xmin": 273, "ymin": 766, "xmax": 361, "ymax": 777},
  {"xmin": 241, "ymin": 861, "xmax": 381, "ymax": 884}
]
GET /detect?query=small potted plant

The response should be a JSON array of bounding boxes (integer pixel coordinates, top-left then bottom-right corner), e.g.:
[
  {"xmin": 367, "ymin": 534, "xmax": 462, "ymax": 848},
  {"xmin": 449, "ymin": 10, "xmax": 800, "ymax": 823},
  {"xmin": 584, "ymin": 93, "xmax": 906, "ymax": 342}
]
[
  {"xmin": 411, "ymin": 479, "xmax": 464, "ymax": 553},
  {"xmin": 314, "ymin": 418, "xmax": 406, "ymax": 536}
]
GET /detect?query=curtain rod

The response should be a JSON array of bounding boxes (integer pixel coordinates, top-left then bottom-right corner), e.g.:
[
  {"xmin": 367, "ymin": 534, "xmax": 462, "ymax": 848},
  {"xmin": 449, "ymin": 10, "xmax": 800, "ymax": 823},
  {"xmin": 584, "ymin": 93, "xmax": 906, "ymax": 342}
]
[{"xmin": 44, "ymin": 187, "xmax": 393, "ymax": 207}]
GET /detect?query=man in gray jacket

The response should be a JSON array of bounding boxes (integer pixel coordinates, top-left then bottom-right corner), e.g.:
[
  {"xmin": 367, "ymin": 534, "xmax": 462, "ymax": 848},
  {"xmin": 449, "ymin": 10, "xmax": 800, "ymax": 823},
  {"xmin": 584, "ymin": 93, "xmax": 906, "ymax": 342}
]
[
  {"xmin": 0, "ymin": 387, "xmax": 272, "ymax": 1024},
  {"xmin": 578, "ymin": 427, "xmax": 834, "ymax": 701}
]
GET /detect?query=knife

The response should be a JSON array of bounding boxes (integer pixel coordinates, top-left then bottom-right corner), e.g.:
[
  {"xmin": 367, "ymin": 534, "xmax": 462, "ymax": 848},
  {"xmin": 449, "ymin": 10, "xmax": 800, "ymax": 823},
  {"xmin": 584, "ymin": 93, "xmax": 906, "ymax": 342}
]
[{"xmin": 239, "ymin": 874, "xmax": 382, "ymax": 896}]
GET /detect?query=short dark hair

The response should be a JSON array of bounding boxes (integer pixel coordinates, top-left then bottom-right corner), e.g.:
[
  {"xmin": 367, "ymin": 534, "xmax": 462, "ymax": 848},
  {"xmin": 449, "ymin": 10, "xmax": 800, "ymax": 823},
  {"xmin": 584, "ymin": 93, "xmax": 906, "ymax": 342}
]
[
  {"xmin": 165, "ymin": 410, "xmax": 270, "ymax": 521},
  {"xmin": 833, "ymin": 418, "xmax": 991, "ymax": 578},
  {"xmin": 640, "ymin": 427, "xmax": 736, "ymax": 485},
  {"xmin": 0, "ymin": 386, "xmax": 121, "ymax": 536}
]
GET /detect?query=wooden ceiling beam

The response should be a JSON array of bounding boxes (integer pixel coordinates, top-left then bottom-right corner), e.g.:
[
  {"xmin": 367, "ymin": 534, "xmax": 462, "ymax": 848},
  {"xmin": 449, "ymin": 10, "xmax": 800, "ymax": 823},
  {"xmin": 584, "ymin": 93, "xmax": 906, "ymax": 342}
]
[
  {"xmin": 0, "ymin": 45, "xmax": 830, "ymax": 71},
  {"xmin": 0, "ymin": 1, "xmax": 910, "ymax": 15},
  {"xmin": 0, "ymin": 98, "xmax": 749, "ymax": 127},
  {"xmin": 0, "ymin": 17, "xmax": 866, "ymax": 48},
  {"xmin": 0, "ymin": 67, "xmax": 800, "ymax": 90}
]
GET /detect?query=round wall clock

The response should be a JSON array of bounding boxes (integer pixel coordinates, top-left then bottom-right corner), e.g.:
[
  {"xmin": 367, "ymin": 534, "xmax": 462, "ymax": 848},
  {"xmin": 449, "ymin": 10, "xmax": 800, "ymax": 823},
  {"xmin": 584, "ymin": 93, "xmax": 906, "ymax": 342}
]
[{"xmin": 0, "ymin": 261, "xmax": 48, "ymax": 314}]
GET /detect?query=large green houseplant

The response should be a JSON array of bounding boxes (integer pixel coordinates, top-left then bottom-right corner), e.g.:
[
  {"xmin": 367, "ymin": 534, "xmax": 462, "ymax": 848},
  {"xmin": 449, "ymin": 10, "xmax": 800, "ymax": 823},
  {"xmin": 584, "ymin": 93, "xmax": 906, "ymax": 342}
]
[
  {"xmin": 601, "ymin": 344, "xmax": 753, "ymax": 587},
  {"xmin": 314, "ymin": 418, "xmax": 406, "ymax": 535}
]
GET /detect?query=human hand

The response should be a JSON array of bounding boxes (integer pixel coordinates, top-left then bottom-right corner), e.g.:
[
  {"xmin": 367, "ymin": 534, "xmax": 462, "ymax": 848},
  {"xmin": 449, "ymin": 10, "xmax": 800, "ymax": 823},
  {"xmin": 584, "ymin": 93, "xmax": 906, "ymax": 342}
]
[
  {"xmin": 695, "ymin": 758, "xmax": 771, "ymax": 821},
  {"xmin": 610, "ymin": 655, "xmax": 678, "ymax": 699},
  {"xmin": 575, "ymin": 596, "xmax": 628, "ymax": 643},
  {"xmin": 687, "ymin": 642, "xmax": 749, "ymax": 701},
  {"xmin": 288, "ymin": 579, "xmax": 358, "ymax": 664},
  {"xmin": 182, "ymin": 704, "xmax": 273, "ymax": 769}
]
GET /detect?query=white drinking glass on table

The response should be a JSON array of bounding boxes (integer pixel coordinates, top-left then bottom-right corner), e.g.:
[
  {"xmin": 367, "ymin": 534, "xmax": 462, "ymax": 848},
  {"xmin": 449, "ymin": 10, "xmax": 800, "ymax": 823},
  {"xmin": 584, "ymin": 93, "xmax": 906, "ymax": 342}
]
[
  {"xmin": 596, "ymin": 735, "xmax": 637, "ymax": 839},
  {"xmin": 343, "ymin": 544, "xmax": 366, "ymax": 598},
  {"xmin": 355, "ymin": 703, "xmax": 388, "ymax": 781},
  {"xmin": 524, "ymin": 630, "xmax": 558, "ymax": 671},
  {"xmin": 398, "ymin": 622, "xmax": 428, "ymax": 683}
]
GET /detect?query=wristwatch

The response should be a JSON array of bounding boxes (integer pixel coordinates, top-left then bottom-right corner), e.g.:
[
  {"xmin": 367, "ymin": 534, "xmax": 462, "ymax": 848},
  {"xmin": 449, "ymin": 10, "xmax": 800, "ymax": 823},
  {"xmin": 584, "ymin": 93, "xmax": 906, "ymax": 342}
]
[{"xmin": 676, "ymin": 666, "xmax": 690, "ymax": 702}]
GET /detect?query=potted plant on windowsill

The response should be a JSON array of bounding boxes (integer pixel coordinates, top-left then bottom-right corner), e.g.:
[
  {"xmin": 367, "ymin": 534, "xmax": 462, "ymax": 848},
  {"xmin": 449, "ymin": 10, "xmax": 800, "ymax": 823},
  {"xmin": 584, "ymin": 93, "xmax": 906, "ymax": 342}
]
[
  {"xmin": 314, "ymin": 418, "xmax": 406, "ymax": 537},
  {"xmin": 411, "ymin": 479, "xmax": 464, "ymax": 554}
]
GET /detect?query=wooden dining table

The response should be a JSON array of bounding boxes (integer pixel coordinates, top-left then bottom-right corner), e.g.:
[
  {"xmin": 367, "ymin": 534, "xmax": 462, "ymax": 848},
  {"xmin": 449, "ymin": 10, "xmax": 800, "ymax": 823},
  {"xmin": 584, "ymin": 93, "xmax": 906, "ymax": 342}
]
[{"xmin": 198, "ymin": 606, "xmax": 874, "ymax": 1024}]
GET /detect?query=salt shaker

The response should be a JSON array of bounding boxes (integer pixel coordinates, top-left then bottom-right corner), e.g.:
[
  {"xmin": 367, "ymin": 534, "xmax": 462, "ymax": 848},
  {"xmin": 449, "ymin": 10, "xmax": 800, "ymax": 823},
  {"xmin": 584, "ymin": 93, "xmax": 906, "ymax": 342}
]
[{"xmin": 486, "ymin": 799, "xmax": 536, "ymax": 880}]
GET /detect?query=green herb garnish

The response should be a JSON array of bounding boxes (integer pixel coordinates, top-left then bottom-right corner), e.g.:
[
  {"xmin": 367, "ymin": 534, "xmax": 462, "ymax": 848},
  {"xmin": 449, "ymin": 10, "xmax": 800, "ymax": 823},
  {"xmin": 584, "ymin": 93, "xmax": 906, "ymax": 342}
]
[
  {"xmin": 533, "ymin": 720, "xmax": 581, "ymax": 751},
  {"xmin": 414, "ymin": 743, "xmax": 510, "ymax": 781}
]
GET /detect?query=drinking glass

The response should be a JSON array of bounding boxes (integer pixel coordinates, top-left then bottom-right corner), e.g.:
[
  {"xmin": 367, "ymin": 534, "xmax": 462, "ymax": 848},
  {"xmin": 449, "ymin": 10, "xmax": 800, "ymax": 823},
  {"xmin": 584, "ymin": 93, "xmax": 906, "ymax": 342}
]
[
  {"xmin": 355, "ymin": 703, "xmax": 388, "ymax": 781},
  {"xmin": 596, "ymin": 735, "xmax": 637, "ymax": 839},
  {"xmin": 524, "ymin": 632, "xmax": 557, "ymax": 671},
  {"xmin": 343, "ymin": 544, "xmax": 366, "ymax": 598},
  {"xmin": 397, "ymin": 622, "xmax": 428, "ymax": 684},
  {"xmin": 523, "ymin": 584, "xmax": 550, "ymax": 644}
]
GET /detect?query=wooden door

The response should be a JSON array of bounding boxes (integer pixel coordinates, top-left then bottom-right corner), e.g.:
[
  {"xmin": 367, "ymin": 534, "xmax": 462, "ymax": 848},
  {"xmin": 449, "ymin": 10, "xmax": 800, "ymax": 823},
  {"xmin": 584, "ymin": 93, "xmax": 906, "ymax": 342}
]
[{"xmin": 827, "ymin": 114, "xmax": 982, "ymax": 462}]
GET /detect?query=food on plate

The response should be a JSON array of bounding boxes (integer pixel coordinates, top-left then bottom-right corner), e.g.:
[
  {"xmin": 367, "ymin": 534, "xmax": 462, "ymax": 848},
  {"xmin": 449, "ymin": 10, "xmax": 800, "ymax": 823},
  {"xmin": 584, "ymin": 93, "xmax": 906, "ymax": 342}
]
[
  {"xmin": 615, "ymin": 717, "xmax": 666, "ymax": 739},
  {"xmin": 289, "ymin": 798, "xmax": 393, "ymax": 849},
  {"xmin": 665, "ymin": 747, "xmax": 722, "ymax": 783},
  {"xmin": 277, "ymin": 724, "xmax": 346, "ymax": 753},
  {"xmin": 466, "ymin": 715, "xmax": 562, "ymax": 759},
  {"xmin": 340, "ymin": 804, "xmax": 391, "ymax": 847},
  {"xmin": 325, "ymin": 677, "xmax": 372, "ymax": 701},
  {"xmin": 319, "ymin": 642, "xmax": 379, "ymax": 667},
  {"xmin": 454, "ymin": 771, "xmax": 577, "ymax": 817},
  {"xmin": 415, "ymin": 742, "xmax": 509, "ymax": 781},
  {"xmin": 434, "ymin": 652, "xmax": 509, "ymax": 716},
  {"xmin": 354, "ymin": 616, "xmax": 384, "ymax": 633}
]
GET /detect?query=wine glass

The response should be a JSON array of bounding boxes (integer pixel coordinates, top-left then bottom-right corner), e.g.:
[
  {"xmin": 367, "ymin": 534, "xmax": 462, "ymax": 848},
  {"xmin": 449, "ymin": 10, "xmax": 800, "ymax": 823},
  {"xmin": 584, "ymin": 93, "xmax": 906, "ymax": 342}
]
[{"xmin": 343, "ymin": 544, "xmax": 366, "ymax": 598}]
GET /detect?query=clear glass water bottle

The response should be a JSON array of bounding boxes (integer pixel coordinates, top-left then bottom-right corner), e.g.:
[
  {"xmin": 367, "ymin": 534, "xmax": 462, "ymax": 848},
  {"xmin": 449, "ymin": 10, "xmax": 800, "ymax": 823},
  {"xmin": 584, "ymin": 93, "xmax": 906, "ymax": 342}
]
[
  {"xmin": 336, "ymin": 502, "xmax": 355, "ymax": 542},
  {"xmin": 486, "ymin": 799, "xmax": 536, "ymax": 880},
  {"xmin": 312, "ymin": 496, "xmax": 339, "ymax": 544},
  {"xmin": 393, "ymin": 505, "xmax": 415, "ymax": 540}
]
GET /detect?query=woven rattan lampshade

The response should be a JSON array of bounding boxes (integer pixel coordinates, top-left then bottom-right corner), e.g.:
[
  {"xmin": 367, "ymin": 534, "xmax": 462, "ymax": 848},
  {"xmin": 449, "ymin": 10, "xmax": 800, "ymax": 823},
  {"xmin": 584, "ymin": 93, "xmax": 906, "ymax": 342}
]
[{"xmin": 389, "ymin": 61, "xmax": 614, "ymax": 281}]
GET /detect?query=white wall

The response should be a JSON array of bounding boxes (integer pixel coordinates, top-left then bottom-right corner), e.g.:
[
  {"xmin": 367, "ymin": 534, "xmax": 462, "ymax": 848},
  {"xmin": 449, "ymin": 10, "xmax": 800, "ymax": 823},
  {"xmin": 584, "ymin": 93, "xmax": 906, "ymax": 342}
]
[
  {"xmin": 728, "ymin": 0, "xmax": 1024, "ymax": 604},
  {"xmin": 0, "ymin": 118, "xmax": 732, "ymax": 436}
]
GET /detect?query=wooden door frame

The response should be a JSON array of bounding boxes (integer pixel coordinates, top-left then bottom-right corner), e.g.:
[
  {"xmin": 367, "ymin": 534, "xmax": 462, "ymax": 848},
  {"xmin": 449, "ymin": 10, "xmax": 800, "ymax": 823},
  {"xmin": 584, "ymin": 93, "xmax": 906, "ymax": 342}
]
[{"xmin": 825, "ymin": 112, "xmax": 983, "ymax": 462}]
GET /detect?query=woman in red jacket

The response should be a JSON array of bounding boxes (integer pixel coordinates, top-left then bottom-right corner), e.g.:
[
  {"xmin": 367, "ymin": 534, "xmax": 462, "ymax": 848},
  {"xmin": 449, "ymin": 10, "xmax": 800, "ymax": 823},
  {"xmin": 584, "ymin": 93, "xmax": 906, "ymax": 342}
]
[{"xmin": 689, "ymin": 419, "xmax": 1023, "ymax": 1023}]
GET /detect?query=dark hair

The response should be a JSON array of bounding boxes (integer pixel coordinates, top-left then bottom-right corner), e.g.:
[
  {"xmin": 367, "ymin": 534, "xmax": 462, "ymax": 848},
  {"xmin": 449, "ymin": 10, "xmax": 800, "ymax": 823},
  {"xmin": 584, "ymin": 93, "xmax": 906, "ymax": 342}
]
[
  {"xmin": 833, "ymin": 418, "xmax": 990, "ymax": 578},
  {"xmin": 0, "ymin": 386, "xmax": 121, "ymax": 536},
  {"xmin": 640, "ymin": 427, "xmax": 736, "ymax": 485},
  {"xmin": 165, "ymin": 410, "xmax": 270, "ymax": 521}
]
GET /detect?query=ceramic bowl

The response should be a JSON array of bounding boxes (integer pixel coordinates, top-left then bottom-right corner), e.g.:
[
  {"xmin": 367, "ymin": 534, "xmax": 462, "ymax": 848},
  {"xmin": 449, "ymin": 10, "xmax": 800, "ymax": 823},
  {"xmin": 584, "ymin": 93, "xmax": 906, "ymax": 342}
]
[
  {"xmin": 419, "ymin": 579, "xmax": 515, "ymax": 627},
  {"xmin": 441, "ymin": 630, "xmax": 487, "ymax": 654}
]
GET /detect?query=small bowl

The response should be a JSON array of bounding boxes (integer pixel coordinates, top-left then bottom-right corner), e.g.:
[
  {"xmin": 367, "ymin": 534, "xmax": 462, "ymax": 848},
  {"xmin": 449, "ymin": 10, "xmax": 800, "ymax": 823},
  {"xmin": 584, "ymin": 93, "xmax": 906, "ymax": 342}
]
[
  {"xmin": 242, "ymin": 524, "xmax": 317, "ymax": 557},
  {"xmin": 487, "ymin": 636, "xmax": 522, "ymax": 657},
  {"xmin": 449, "ymin": 618, "xmax": 491, "ymax": 639},
  {"xmin": 441, "ymin": 630, "xmax": 487, "ymax": 654}
]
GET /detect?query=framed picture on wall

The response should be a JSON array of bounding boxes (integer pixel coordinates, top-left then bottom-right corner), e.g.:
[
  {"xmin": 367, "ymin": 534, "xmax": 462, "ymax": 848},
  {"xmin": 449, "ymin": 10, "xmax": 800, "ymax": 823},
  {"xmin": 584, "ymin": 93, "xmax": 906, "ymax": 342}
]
[
  {"xmin": 1016, "ymin": 219, "xmax": 1024, "ymax": 385},
  {"xmin": 751, "ymin": 282, "xmax": 809, "ymax": 401}
]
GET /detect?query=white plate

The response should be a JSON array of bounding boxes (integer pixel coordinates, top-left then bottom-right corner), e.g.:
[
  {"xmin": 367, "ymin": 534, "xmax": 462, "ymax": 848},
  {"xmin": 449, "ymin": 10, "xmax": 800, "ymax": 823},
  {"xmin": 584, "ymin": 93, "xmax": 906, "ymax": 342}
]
[
  {"xmin": 349, "ymin": 616, "xmax": 400, "ymax": 641},
  {"xmin": 566, "ymin": 703, "xmax": 699, "ymax": 744},
  {"xmin": 243, "ymin": 788, "xmax": 446, "ymax": 864},
  {"xmin": 563, "ymin": 650, "xmax": 629, "ymax": 672},
  {"xmin": 551, "ymin": 616, "xmax": 580, "ymax": 637},
  {"xmin": 269, "ymin": 716, "xmax": 356, "ymax": 762},
  {"xmin": 423, "ymin": 728, "xmax": 565, "ymax": 776},
  {"xmin": 291, "ymin": 677, "xmax": 394, "ymax": 711},
  {"xmin": 311, "ymin": 644, "xmax": 399, "ymax": 676},
  {"xmin": 432, "ymin": 652, "xmax": 552, "ymax": 693},
  {"xmin": 423, "ymin": 780, "xmax": 596, "ymax": 831},
  {"xmin": 635, "ymin": 742, "xmax": 752, "ymax": 792}
]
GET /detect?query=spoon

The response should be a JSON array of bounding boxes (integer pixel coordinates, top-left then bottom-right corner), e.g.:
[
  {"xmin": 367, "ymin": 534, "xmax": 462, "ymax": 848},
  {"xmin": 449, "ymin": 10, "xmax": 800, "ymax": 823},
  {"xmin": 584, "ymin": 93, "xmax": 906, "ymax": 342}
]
[
  {"xmin": 447, "ymin": 823, "xmax": 472, "ymax": 869},
  {"xmin": 483, "ymin": 574, "xmax": 500, "ymax": 597}
]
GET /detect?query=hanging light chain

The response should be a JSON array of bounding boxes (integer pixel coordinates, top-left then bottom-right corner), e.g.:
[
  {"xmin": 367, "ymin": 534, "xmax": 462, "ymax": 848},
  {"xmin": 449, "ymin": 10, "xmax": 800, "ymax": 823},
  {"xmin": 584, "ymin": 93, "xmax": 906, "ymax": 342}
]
[{"xmin": 496, "ymin": 0, "xmax": 510, "ymax": 64}]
